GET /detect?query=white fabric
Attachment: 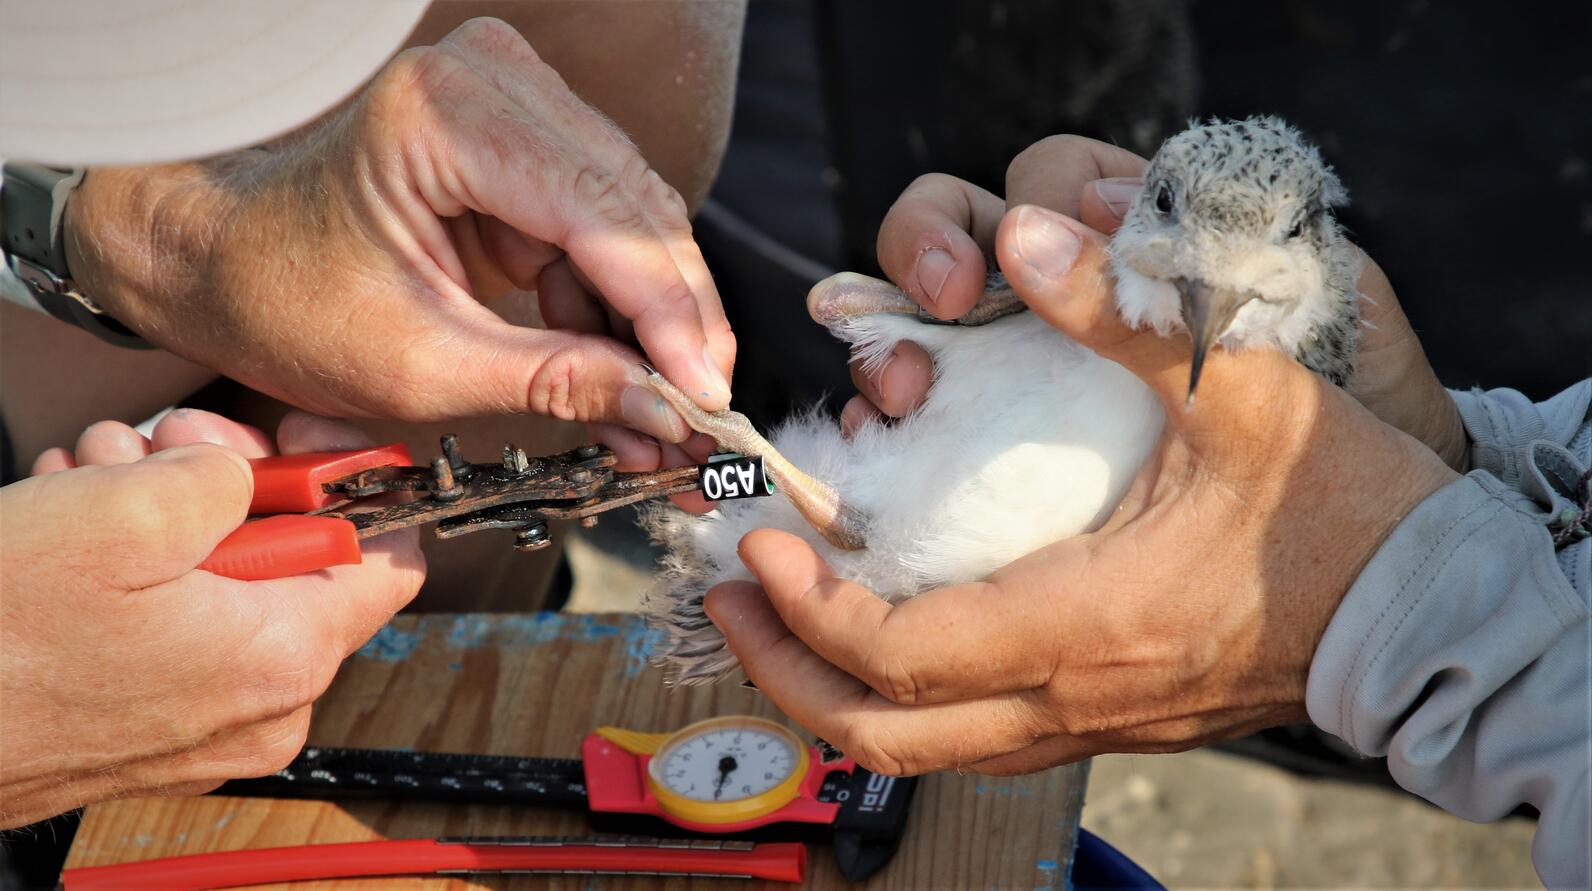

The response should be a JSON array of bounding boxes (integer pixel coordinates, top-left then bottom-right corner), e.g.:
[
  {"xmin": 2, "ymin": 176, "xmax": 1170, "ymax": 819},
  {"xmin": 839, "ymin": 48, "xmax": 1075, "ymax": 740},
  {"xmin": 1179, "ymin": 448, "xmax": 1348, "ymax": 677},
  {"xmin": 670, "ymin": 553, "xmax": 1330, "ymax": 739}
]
[{"xmin": 0, "ymin": 0, "xmax": 430, "ymax": 166}]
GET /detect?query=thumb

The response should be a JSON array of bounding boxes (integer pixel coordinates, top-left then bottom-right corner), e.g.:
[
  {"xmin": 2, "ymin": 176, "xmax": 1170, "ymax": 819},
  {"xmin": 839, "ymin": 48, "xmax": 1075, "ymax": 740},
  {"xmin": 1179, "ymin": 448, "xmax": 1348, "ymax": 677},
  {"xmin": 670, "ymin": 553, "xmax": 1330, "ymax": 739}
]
[{"xmin": 995, "ymin": 204, "xmax": 1193, "ymax": 407}]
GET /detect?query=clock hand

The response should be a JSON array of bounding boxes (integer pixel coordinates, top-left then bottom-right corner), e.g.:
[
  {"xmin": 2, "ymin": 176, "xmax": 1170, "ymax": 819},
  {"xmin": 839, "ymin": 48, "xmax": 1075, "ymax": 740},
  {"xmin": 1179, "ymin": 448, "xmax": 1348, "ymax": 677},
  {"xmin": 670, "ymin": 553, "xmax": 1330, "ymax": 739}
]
[{"xmin": 712, "ymin": 755, "xmax": 738, "ymax": 801}]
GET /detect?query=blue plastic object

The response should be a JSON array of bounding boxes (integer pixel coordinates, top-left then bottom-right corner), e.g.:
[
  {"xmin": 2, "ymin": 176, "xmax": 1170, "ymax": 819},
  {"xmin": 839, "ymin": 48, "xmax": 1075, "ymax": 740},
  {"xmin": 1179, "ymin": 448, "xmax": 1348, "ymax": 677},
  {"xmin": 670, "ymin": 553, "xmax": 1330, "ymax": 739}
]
[{"xmin": 1070, "ymin": 828, "xmax": 1164, "ymax": 890}]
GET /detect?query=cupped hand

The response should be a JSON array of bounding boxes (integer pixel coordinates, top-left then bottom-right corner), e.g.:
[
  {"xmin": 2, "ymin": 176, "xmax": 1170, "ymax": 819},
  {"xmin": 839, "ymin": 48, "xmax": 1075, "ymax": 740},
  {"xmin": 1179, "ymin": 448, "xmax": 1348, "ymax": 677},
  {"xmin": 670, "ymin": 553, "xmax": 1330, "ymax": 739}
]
[
  {"xmin": 66, "ymin": 17, "xmax": 735, "ymax": 473},
  {"xmin": 844, "ymin": 135, "xmax": 1469, "ymax": 472},
  {"xmin": 704, "ymin": 206, "xmax": 1459, "ymax": 777},
  {"xmin": 1, "ymin": 409, "xmax": 424, "ymax": 828}
]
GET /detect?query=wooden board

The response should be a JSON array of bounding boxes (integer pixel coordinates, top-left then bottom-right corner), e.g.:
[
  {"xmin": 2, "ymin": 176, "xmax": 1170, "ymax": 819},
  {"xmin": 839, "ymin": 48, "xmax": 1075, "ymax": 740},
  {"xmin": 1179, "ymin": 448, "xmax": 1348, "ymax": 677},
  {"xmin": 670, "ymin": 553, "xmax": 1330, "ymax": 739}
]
[{"xmin": 65, "ymin": 613, "xmax": 1086, "ymax": 890}]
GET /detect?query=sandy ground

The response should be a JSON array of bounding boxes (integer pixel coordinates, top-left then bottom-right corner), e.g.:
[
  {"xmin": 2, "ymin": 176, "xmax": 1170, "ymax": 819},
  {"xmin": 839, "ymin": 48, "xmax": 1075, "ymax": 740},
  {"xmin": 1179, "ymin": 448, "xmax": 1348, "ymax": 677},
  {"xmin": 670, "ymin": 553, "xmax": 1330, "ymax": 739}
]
[
  {"xmin": 1083, "ymin": 750, "xmax": 1538, "ymax": 888},
  {"xmin": 566, "ymin": 519, "xmax": 1543, "ymax": 889}
]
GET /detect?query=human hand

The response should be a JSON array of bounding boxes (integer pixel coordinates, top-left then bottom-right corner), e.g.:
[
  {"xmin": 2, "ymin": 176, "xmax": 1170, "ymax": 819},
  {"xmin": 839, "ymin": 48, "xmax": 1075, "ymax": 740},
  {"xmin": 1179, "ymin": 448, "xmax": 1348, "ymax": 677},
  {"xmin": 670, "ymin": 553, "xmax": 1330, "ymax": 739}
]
[
  {"xmin": 704, "ymin": 205, "xmax": 1459, "ymax": 777},
  {"xmin": 842, "ymin": 136, "xmax": 1469, "ymax": 472},
  {"xmin": 1, "ymin": 410, "xmax": 424, "ymax": 828},
  {"xmin": 65, "ymin": 17, "xmax": 734, "ymax": 472}
]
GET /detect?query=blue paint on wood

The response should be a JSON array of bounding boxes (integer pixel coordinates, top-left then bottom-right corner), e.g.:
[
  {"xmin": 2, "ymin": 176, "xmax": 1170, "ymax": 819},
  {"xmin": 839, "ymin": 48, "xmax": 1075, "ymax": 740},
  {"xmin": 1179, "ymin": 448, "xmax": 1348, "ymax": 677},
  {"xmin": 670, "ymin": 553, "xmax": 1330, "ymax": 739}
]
[
  {"xmin": 356, "ymin": 625, "xmax": 420, "ymax": 662},
  {"xmin": 357, "ymin": 613, "xmax": 661, "ymax": 676},
  {"xmin": 621, "ymin": 623, "xmax": 664, "ymax": 677}
]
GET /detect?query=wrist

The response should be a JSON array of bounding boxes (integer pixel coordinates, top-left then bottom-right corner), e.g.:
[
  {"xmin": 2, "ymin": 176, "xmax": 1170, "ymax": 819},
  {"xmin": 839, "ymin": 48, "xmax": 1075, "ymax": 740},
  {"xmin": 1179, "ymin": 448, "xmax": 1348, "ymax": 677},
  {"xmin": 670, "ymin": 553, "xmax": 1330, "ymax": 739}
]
[
  {"xmin": 62, "ymin": 160, "xmax": 249, "ymax": 339},
  {"xmin": 1427, "ymin": 391, "xmax": 1472, "ymax": 474}
]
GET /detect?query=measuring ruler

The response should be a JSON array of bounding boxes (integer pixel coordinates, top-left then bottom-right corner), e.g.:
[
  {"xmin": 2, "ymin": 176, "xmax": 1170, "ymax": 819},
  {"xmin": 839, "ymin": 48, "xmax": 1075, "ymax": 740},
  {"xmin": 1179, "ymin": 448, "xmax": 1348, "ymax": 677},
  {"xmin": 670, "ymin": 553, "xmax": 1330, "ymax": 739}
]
[{"xmin": 217, "ymin": 716, "xmax": 915, "ymax": 881}]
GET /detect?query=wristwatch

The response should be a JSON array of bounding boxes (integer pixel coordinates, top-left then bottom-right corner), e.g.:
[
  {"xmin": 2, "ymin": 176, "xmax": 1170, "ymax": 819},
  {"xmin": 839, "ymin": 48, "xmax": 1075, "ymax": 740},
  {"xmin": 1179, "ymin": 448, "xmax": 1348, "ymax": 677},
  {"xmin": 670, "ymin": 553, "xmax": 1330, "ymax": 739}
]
[{"xmin": 1, "ymin": 160, "xmax": 149, "ymax": 348}]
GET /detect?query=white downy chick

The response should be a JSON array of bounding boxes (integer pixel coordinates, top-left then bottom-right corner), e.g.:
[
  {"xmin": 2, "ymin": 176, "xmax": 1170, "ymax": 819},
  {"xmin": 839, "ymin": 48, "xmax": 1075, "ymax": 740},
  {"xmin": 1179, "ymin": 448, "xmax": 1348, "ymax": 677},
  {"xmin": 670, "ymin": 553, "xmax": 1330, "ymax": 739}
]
[{"xmin": 645, "ymin": 116, "xmax": 1363, "ymax": 684}]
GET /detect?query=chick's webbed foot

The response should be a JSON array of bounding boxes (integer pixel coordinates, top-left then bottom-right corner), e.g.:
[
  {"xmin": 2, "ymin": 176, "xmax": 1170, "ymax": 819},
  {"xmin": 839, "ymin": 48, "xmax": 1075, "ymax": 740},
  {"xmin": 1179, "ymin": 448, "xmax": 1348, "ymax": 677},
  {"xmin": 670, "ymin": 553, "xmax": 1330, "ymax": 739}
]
[
  {"xmin": 806, "ymin": 271, "xmax": 1026, "ymax": 330},
  {"xmin": 642, "ymin": 366, "xmax": 868, "ymax": 551}
]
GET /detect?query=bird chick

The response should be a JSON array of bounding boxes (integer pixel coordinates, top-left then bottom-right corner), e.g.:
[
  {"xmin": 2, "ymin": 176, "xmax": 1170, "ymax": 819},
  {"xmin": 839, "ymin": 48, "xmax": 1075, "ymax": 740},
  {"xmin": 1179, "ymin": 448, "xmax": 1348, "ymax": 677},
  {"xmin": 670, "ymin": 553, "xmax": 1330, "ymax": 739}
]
[
  {"xmin": 644, "ymin": 116, "xmax": 1362, "ymax": 685},
  {"xmin": 1110, "ymin": 116, "xmax": 1362, "ymax": 395}
]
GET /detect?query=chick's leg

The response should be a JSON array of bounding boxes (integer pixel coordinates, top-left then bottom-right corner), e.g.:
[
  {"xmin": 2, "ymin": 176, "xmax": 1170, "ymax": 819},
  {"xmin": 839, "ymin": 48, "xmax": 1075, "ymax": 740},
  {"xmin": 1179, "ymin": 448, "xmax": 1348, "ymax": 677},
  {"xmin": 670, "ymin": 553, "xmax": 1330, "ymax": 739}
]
[
  {"xmin": 806, "ymin": 271, "xmax": 1025, "ymax": 330},
  {"xmin": 642, "ymin": 367, "xmax": 867, "ymax": 551}
]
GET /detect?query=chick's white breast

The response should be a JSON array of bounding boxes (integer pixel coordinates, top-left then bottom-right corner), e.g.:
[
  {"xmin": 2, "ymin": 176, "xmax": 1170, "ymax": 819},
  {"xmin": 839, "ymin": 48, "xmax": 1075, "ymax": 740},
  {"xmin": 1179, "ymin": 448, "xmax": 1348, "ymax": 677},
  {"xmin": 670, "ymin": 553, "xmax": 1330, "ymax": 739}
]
[{"xmin": 669, "ymin": 311, "xmax": 1165, "ymax": 600}]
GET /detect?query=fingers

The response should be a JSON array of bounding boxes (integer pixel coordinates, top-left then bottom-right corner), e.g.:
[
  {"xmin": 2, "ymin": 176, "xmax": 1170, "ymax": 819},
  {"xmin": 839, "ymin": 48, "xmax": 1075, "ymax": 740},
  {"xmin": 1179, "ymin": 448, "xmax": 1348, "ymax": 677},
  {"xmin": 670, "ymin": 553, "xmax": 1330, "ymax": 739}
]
[
  {"xmin": 736, "ymin": 529, "xmax": 1058, "ymax": 704},
  {"xmin": 848, "ymin": 341, "xmax": 934, "ymax": 419},
  {"xmin": 36, "ymin": 409, "xmax": 275, "ymax": 475},
  {"xmin": 969, "ymin": 735, "xmax": 1093, "ymax": 776},
  {"xmin": 72, "ymin": 420, "xmax": 150, "ymax": 466},
  {"xmin": 1340, "ymin": 250, "xmax": 1469, "ymax": 469},
  {"xmin": 1079, "ymin": 177, "xmax": 1143, "ymax": 235},
  {"xmin": 704, "ymin": 582, "xmax": 1055, "ymax": 775},
  {"xmin": 537, "ymin": 256, "xmax": 612, "ymax": 335},
  {"xmin": 839, "ymin": 396, "xmax": 884, "ymax": 439},
  {"xmin": 589, "ymin": 421, "xmax": 662, "ymax": 472},
  {"xmin": 256, "ymin": 411, "xmax": 426, "ymax": 646},
  {"xmin": 555, "ymin": 172, "xmax": 736, "ymax": 412},
  {"xmin": 18, "ymin": 443, "xmax": 255, "ymax": 590},
  {"xmin": 30, "ymin": 447, "xmax": 75, "ymax": 475},
  {"xmin": 273, "ymin": 410, "xmax": 376, "ymax": 455},
  {"xmin": 151, "ymin": 409, "xmax": 275, "ymax": 458},
  {"xmin": 1004, "ymin": 135, "xmax": 1147, "ymax": 218},
  {"xmin": 477, "ymin": 215, "xmax": 565, "ymax": 295},
  {"xmin": 245, "ymin": 523, "xmax": 426, "ymax": 663},
  {"xmin": 588, "ymin": 423, "xmax": 716, "ymax": 511},
  {"xmin": 423, "ymin": 23, "xmax": 736, "ymax": 411},
  {"xmin": 875, "ymin": 174, "xmax": 1006, "ymax": 319},
  {"xmin": 995, "ymin": 205, "xmax": 1193, "ymax": 407}
]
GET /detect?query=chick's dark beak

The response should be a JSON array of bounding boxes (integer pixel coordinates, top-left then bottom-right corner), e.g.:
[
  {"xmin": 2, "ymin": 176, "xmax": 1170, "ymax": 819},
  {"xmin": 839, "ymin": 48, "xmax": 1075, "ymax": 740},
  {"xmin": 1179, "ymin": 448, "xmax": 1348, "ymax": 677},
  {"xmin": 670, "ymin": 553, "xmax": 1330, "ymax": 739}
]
[{"xmin": 1175, "ymin": 277, "xmax": 1258, "ymax": 403}]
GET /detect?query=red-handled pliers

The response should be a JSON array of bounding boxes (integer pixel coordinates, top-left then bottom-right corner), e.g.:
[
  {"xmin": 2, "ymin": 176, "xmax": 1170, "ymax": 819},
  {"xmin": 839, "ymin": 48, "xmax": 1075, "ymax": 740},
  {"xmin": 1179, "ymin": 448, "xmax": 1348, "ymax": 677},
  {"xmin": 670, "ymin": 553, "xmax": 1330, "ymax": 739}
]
[
  {"xmin": 198, "ymin": 443, "xmax": 414, "ymax": 581},
  {"xmin": 196, "ymin": 436, "xmax": 706, "ymax": 582}
]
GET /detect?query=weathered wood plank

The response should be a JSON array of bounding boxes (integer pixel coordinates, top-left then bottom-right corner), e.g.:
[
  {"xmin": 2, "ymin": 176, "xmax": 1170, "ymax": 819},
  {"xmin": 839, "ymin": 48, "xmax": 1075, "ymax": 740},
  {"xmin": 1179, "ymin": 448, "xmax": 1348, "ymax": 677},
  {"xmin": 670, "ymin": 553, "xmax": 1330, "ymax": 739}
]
[{"xmin": 66, "ymin": 613, "xmax": 1084, "ymax": 890}]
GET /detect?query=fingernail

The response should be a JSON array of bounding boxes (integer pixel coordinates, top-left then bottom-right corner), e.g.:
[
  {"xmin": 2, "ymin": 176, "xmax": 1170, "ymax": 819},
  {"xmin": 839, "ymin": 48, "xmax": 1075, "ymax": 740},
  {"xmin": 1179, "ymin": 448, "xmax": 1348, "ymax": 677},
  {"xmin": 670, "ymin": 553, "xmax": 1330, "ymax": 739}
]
[
  {"xmin": 1093, "ymin": 178, "xmax": 1142, "ymax": 221},
  {"xmin": 914, "ymin": 247, "xmax": 957, "ymax": 306},
  {"xmin": 621, "ymin": 385, "xmax": 689, "ymax": 442},
  {"xmin": 699, "ymin": 345, "xmax": 732, "ymax": 406},
  {"xmin": 1013, "ymin": 205, "xmax": 1082, "ymax": 281}
]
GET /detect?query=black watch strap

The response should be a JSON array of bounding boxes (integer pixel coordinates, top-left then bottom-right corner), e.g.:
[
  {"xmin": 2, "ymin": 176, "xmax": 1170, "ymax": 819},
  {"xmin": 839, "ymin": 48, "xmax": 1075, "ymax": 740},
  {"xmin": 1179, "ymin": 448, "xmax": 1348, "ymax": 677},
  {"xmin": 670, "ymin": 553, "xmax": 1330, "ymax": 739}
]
[{"xmin": 2, "ymin": 161, "xmax": 150, "ymax": 349}]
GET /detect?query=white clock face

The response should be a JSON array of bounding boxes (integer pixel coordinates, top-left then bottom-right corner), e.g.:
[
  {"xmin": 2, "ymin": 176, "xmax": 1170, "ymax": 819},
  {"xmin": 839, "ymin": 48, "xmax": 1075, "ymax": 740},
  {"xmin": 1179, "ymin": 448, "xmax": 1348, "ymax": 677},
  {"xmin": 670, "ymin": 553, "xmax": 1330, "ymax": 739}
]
[{"xmin": 650, "ymin": 724, "xmax": 800, "ymax": 803}]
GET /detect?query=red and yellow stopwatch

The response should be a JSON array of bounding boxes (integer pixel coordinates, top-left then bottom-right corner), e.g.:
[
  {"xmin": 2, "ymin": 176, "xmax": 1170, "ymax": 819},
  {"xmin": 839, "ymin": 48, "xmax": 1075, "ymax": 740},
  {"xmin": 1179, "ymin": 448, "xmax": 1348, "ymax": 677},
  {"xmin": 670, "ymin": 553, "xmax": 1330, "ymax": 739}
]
[{"xmin": 582, "ymin": 716, "xmax": 853, "ymax": 834}]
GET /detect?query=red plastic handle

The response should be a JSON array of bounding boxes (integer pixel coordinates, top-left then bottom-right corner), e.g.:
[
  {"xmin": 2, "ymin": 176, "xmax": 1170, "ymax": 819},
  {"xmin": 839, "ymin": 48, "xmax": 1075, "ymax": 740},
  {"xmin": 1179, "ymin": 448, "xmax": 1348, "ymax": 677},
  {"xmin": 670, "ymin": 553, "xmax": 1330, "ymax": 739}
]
[
  {"xmin": 62, "ymin": 839, "xmax": 807, "ymax": 889},
  {"xmin": 248, "ymin": 443, "xmax": 412, "ymax": 514},
  {"xmin": 199, "ymin": 515, "xmax": 362, "ymax": 581}
]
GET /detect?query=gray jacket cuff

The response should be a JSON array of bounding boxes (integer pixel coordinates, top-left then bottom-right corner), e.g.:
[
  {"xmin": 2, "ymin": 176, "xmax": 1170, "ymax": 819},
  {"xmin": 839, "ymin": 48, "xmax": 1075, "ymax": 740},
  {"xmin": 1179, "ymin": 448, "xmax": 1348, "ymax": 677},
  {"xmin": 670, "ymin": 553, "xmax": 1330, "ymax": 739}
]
[
  {"xmin": 1306, "ymin": 474, "xmax": 1590, "ymax": 888},
  {"xmin": 1450, "ymin": 380, "xmax": 1590, "ymax": 488}
]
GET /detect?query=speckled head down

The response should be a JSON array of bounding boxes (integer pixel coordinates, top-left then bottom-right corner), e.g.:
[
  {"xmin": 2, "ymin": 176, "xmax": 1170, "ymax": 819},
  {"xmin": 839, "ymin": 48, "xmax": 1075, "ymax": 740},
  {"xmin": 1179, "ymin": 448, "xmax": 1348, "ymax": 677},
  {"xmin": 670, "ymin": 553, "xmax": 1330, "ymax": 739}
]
[{"xmin": 1110, "ymin": 116, "xmax": 1363, "ymax": 387}]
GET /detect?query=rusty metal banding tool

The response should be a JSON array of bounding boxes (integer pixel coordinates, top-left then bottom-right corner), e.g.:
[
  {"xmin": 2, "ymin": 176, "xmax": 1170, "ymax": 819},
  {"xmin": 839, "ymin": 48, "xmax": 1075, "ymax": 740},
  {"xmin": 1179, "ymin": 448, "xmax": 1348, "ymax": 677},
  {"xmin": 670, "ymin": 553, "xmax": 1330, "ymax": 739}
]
[{"xmin": 198, "ymin": 435, "xmax": 709, "ymax": 581}]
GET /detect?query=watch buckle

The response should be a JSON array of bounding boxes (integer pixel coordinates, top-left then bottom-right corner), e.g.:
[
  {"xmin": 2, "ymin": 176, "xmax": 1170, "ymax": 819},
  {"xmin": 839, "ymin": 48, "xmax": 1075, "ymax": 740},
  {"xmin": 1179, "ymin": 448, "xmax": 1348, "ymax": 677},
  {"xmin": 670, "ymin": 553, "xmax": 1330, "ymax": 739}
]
[{"xmin": 8, "ymin": 253, "xmax": 103, "ymax": 313}]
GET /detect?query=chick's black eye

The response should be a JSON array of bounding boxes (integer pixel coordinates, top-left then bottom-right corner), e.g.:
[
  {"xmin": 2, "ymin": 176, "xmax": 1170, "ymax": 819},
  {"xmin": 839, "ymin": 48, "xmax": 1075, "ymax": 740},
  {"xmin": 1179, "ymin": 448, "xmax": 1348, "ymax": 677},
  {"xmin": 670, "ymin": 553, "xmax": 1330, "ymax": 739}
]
[
  {"xmin": 1287, "ymin": 207, "xmax": 1321, "ymax": 240},
  {"xmin": 1154, "ymin": 184, "xmax": 1175, "ymax": 216}
]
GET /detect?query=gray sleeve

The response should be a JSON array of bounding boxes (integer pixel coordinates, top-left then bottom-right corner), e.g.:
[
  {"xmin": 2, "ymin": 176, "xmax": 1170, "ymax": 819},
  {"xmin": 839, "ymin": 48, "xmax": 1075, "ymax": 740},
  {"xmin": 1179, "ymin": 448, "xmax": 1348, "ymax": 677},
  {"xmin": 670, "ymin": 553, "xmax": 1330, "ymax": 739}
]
[{"xmin": 1306, "ymin": 380, "xmax": 1591, "ymax": 890}]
